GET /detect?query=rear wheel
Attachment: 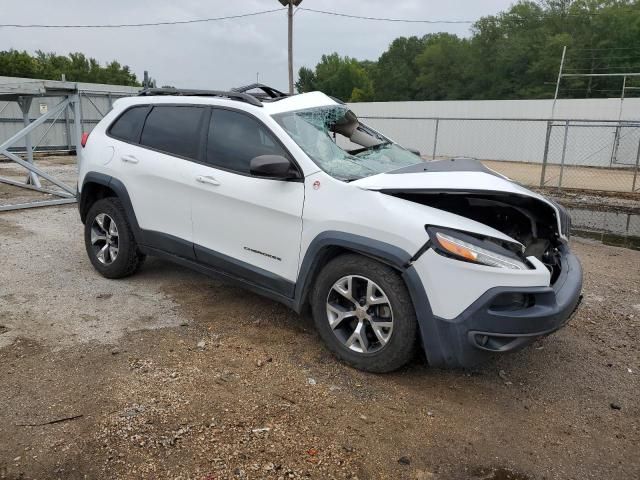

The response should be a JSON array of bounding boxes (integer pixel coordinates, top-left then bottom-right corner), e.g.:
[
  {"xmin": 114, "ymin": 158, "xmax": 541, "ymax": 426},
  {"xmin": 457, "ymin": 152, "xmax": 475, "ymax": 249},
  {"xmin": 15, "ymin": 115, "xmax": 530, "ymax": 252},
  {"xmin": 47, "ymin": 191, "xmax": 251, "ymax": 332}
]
[
  {"xmin": 311, "ymin": 254, "xmax": 418, "ymax": 373},
  {"xmin": 84, "ymin": 197, "xmax": 145, "ymax": 278}
]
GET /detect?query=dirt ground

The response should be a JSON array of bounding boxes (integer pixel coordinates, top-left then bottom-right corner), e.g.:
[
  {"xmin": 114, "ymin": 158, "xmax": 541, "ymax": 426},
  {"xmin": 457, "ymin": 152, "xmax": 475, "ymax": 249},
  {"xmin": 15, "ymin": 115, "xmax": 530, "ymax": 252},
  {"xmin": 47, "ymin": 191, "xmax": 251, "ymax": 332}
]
[{"xmin": 1, "ymin": 198, "xmax": 639, "ymax": 479}]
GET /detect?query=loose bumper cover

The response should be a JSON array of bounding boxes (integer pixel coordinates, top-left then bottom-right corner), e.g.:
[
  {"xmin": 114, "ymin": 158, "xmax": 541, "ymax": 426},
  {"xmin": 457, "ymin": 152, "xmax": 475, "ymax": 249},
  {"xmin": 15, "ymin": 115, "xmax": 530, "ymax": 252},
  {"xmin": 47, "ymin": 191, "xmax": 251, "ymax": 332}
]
[{"xmin": 405, "ymin": 244, "xmax": 583, "ymax": 368}]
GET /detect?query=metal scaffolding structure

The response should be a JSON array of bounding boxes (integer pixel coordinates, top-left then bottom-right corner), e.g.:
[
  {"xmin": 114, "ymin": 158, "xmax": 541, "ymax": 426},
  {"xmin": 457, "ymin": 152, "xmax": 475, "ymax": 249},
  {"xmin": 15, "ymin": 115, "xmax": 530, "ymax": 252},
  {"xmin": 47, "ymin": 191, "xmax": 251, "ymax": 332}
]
[{"xmin": 0, "ymin": 79, "xmax": 83, "ymax": 211}]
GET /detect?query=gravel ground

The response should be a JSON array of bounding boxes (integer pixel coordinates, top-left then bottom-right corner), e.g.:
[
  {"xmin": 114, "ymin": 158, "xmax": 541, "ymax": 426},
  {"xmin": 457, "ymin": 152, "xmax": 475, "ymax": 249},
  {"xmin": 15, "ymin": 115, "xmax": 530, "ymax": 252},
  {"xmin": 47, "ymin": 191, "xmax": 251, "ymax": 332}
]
[
  {"xmin": 0, "ymin": 156, "xmax": 77, "ymax": 209},
  {"xmin": 0, "ymin": 203, "xmax": 639, "ymax": 480}
]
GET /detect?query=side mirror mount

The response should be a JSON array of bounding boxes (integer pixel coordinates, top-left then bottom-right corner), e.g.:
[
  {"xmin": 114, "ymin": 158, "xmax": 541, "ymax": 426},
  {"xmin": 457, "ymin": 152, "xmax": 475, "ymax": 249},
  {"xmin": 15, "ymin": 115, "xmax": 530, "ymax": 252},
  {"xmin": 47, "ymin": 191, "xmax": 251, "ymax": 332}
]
[
  {"xmin": 407, "ymin": 147, "xmax": 421, "ymax": 157},
  {"xmin": 249, "ymin": 155, "xmax": 299, "ymax": 180}
]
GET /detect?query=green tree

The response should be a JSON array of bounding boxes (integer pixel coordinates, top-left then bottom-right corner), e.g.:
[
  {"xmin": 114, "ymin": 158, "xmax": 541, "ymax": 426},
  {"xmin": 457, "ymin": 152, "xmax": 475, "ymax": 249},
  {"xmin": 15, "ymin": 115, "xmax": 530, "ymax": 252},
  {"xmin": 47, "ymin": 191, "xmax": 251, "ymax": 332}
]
[
  {"xmin": 295, "ymin": 66, "xmax": 317, "ymax": 93},
  {"xmin": 0, "ymin": 50, "xmax": 38, "ymax": 78},
  {"xmin": 414, "ymin": 33, "xmax": 472, "ymax": 100},
  {"xmin": 372, "ymin": 36, "xmax": 426, "ymax": 101},
  {"xmin": 297, "ymin": 0, "xmax": 640, "ymax": 101},
  {"xmin": 0, "ymin": 49, "xmax": 140, "ymax": 86},
  {"xmin": 312, "ymin": 53, "xmax": 373, "ymax": 102},
  {"xmin": 469, "ymin": 1, "xmax": 552, "ymax": 99}
]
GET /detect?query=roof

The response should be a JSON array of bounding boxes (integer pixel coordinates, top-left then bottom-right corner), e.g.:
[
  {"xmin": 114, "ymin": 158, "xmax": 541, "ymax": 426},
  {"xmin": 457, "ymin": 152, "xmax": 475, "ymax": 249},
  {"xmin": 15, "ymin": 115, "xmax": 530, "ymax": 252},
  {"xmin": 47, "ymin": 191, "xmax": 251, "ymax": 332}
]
[
  {"xmin": 262, "ymin": 91, "xmax": 340, "ymax": 114},
  {"xmin": 115, "ymin": 90, "xmax": 340, "ymax": 115}
]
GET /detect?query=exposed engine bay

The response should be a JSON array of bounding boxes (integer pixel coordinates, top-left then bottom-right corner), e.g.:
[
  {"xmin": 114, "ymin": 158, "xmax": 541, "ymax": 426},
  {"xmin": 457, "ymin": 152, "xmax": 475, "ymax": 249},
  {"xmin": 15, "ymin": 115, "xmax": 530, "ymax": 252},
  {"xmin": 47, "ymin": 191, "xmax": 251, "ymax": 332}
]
[{"xmin": 387, "ymin": 191, "xmax": 565, "ymax": 282}]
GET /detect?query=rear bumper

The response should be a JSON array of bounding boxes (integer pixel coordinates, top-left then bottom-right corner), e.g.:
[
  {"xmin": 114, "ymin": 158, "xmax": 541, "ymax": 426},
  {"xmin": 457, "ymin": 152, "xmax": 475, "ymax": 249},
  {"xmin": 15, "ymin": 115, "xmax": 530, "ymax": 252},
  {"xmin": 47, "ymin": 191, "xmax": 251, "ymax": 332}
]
[{"xmin": 404, "ymin": 244, "xmax": 583, "ymax": 368}]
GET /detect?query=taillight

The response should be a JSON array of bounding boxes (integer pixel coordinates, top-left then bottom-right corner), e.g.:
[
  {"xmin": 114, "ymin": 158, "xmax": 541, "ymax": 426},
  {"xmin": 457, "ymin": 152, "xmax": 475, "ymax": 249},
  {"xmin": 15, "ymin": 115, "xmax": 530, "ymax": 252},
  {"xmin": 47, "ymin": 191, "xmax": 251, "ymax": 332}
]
[{"xmin": 81, "ymin": 132, "xmax": 90, "ymax": 148}]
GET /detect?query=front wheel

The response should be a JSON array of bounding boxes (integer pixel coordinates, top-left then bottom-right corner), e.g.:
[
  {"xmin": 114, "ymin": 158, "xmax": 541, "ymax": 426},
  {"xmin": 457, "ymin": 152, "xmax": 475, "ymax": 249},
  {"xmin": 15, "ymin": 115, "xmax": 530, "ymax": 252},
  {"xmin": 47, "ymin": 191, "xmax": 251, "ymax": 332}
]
[{"xmin": 311, "ymin": 254, "xmax": 418, "ymax": 373}]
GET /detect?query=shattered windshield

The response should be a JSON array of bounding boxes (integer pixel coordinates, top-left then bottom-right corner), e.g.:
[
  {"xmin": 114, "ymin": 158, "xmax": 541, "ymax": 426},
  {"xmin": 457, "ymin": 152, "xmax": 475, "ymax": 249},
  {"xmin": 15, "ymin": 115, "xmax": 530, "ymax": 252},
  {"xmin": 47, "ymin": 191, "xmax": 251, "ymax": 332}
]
[{"xmin": 273, "ymin": 105, "xmax": 422, "ymax": 181}]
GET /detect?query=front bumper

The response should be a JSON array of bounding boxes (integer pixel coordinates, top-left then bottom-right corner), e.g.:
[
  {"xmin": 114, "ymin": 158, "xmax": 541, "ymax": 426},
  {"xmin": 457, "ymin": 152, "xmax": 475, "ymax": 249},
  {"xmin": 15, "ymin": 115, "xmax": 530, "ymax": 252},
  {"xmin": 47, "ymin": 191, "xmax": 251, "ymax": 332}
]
[{"xmin": 403, "ymin": 244, "xmax": 583, "ymax": 368}]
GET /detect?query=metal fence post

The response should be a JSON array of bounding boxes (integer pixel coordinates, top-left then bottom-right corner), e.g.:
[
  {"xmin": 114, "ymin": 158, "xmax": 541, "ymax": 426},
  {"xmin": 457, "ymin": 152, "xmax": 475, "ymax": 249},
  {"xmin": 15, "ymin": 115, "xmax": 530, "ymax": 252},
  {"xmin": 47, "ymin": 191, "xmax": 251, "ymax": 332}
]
[
  {"xmin": 632, "ymin": 136, "xmax": 640, "ymax": 192},
  {"xmin": 558, "ymin": 119, "xmax": 570, "ymax": 189},
  {"xmin": 432, "ymin": 118, "xmax": 439, "ymax": 160},
  {"xmin": 540, "ymin": 121, "xmax": 552, "ymax": 187},
  {"xmin": 610, "ymin": 123, "xmax": 621, "ymax": 166}
]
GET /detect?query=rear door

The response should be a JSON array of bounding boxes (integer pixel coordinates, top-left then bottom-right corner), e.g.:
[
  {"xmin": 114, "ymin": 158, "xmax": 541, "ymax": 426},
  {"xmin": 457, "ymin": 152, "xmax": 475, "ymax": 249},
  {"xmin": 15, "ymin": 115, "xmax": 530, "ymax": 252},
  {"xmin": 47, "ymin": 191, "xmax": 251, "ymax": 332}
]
[
  {"xmin": 190, "ymin": 107, "xmax": 304, "ymax": 296},
  {"xmin": 110, "ymin": 104, "xmax": 207, "ymax": 257}
]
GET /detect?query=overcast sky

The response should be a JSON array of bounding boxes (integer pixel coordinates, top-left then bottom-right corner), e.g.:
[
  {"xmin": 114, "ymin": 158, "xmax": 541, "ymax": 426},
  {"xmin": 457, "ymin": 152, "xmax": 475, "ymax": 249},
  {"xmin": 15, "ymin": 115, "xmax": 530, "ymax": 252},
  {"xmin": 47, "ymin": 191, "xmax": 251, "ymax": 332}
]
[{"xmin": 0, "ymin": 0, "xmax": 514, "ymax": 90}]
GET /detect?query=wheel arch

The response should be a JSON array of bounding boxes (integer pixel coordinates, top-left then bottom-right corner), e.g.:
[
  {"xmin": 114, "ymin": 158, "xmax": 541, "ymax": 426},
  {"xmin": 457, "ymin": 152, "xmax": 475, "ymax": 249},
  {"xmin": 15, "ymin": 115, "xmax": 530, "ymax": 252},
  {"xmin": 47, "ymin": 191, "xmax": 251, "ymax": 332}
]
[
  {"xmin": 79, "ymin": 172, "xmax": 143, "ymax": 242},
  {"xmin": 293, "ymin": 231, "xmax": 445, "ymax": 367},
  {"xmin": 293, "ymin": 232, "xmax": 413, "ymax": 313}
]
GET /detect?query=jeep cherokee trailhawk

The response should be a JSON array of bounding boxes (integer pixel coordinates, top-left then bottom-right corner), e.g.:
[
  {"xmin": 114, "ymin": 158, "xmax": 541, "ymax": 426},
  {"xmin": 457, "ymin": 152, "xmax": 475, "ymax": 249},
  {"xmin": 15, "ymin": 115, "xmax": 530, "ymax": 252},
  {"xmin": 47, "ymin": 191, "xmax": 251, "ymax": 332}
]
[{"xmin": 77, "ymin": 84, "xmax": 582, "ymax": 372}]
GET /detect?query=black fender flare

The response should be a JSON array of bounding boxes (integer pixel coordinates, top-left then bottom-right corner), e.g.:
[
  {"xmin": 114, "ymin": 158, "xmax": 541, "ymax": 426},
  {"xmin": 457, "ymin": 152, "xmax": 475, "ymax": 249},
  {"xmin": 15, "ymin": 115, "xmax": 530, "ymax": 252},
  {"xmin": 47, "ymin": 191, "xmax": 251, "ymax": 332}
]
[
  {"xmin": 292, "ymin": 231, "xmax": 445, "ymax": 366},
  {"xmin": 79, "ymin": 172, "xmax": 144, "ymax": 243},
  {"xmin": 293, "ymin": 231, "xmax": 413, "ymax": 312}
]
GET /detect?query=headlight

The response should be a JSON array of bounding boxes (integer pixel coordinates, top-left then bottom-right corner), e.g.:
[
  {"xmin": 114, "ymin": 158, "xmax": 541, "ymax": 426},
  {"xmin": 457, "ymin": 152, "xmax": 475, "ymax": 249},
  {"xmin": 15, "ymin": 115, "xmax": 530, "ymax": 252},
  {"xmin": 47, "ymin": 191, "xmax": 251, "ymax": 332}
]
[{"xmin": 428, "ymin": 227, "xmax": 528, "ymax": 270}]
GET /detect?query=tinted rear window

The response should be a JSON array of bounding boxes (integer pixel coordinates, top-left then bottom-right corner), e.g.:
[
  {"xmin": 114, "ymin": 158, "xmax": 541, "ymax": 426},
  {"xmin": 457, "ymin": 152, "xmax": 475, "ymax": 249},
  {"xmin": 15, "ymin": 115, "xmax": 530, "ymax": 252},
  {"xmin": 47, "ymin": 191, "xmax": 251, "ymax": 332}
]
[
  {"xmin": 108, "ymin": 106, "xmax": 149, "ymax": 143},
  {"xmin": 140, "ymin": 106, "xmax": 205, "ymax": 160}
]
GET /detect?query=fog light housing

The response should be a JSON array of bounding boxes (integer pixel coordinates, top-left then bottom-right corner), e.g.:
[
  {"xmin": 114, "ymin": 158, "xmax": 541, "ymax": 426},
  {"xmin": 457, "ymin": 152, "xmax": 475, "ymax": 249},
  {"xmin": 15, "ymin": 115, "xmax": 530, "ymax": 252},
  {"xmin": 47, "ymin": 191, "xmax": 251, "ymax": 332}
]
[{"xmin": 490, "ymin": 292, "xmax": 534, "ymax": 311}]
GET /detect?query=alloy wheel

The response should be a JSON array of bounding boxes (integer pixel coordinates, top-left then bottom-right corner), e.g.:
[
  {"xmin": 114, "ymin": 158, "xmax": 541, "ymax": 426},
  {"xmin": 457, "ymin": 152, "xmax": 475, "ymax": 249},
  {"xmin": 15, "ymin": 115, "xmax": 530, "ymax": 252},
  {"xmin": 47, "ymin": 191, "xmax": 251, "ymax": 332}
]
[
  {"xmin": 326, "ymin": 275, "xmax": 394, "ymax": 354},
  {"xmin": 90, "ymin": 213, "xmax": 119, "ymax": 265}
]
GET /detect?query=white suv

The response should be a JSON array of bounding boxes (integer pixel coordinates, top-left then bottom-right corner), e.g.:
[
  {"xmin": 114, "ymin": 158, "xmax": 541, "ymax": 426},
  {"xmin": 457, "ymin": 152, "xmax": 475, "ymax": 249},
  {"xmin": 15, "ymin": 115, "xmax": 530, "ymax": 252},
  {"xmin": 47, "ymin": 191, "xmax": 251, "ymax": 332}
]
[{"xmin": 77, "ymin": 85, "xmax": 582, "ymax": 372}]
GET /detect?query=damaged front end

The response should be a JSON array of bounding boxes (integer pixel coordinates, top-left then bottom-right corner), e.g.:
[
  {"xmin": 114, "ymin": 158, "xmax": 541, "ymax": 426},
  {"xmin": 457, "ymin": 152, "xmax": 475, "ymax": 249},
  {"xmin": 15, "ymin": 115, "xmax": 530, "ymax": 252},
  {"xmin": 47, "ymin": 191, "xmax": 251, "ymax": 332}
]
[
  {"xmin": 353, "ymin": 158, "xmax": 571, "ymax": 285},
  {"xmin": 352, "ymin": 158, "xmax": 583, "ymax": 367},
  {"xmin": 391, "ymin": 190, "xmax": 569, "ymax": 284}
]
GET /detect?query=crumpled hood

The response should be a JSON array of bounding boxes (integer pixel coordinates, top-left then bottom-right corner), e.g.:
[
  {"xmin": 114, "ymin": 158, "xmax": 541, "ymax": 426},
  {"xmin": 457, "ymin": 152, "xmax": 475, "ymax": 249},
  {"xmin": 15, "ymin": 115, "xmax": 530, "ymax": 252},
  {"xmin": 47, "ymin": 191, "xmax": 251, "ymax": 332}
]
[
  {"xmin": 351, "ymin": 158, "xmax": 564, "ymax": 238},
  {"xmin": 352, "ymin": 158, "xmax": 550, "ymax": 203}
]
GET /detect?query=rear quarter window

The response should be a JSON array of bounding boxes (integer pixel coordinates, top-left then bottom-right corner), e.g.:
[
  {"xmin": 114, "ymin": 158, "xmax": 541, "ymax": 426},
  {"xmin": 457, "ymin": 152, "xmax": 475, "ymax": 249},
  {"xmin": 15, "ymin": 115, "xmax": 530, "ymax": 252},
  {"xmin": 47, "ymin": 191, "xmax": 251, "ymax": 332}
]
[{"xmin": 108, "ymin": 106, "xmax": 149, "ymax": 143}]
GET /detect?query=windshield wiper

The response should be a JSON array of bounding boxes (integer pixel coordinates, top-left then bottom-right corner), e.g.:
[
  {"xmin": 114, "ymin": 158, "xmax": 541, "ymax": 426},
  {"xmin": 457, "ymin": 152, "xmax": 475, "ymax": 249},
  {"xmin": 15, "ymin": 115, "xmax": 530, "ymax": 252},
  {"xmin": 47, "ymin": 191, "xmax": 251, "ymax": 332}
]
[{"xmin": 348, "ymin": 141, "xmax": 392, "ymax": 156}]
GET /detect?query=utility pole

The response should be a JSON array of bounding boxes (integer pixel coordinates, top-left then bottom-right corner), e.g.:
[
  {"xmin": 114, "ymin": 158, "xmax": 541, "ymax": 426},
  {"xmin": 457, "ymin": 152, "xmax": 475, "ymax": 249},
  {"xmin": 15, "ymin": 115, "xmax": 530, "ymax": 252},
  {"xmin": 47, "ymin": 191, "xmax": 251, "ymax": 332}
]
[
  {"xmin": 278, "ymin": 0, "xmax": 302, "ymax": 94},
  {"xmin": 287, "ymin": 0, "xmax": 293, "ymax": 94}
]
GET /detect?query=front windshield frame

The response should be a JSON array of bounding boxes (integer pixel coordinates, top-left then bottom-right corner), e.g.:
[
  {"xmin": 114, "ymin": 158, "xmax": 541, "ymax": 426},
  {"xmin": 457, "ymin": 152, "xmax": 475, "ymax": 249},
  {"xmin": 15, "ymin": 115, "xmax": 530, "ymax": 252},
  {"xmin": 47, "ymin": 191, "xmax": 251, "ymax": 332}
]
[{"xmin": 272, "ymin": 105, "xmax": 423, "ymax": 181}]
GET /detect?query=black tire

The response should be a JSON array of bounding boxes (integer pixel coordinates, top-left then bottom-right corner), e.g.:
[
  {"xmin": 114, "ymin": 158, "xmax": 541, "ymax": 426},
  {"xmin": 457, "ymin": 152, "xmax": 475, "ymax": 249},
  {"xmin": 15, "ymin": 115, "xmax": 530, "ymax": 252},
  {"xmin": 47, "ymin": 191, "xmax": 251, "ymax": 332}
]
[
  {"xmin": 84, "ymin": 197, "xmax": 145, "ymax": 279},
  {"xmin": 311, "ymin": 253, "xmax": 418, "ymax": 373}
]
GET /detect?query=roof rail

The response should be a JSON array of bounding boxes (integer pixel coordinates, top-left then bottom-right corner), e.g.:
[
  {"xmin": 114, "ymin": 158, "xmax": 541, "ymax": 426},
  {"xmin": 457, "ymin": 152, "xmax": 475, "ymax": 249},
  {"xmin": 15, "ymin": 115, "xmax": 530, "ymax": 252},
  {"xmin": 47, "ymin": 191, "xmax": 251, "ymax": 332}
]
[
  {"xmin": 232, "ymin": 83, "xmax": 289, "ymax": 101},
  {"xmin": 137, "ymin": 87, "xmax": 263, "ymax": 107}
]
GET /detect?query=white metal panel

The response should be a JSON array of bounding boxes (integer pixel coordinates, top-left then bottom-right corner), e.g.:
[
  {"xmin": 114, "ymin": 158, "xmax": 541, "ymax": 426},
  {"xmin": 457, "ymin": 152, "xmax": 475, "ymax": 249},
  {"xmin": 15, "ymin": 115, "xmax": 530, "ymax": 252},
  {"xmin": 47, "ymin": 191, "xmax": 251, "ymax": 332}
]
[
  {"xmin": 348, "ymin": 98, "xmax": 640, "ymax": 167},
  {"xmin": 349, "ymin": 97, "xmax": 640, "ymax": 121}
]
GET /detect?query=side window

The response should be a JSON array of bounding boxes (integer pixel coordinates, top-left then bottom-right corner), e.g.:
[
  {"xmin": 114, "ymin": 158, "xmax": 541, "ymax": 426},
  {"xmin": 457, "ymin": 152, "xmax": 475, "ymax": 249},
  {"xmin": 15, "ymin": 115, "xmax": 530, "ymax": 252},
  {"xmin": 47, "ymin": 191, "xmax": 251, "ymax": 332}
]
[
  {"xmin": 140, "ymin": 106, "xmax": 205, "ymax": 160},
  {"xmin": 108, "ymin": 106, "xmax": 149, "ymax": 143},
  {"xmin": 206, "ymin": 108, "xmax": 289, "ymax": 174}
]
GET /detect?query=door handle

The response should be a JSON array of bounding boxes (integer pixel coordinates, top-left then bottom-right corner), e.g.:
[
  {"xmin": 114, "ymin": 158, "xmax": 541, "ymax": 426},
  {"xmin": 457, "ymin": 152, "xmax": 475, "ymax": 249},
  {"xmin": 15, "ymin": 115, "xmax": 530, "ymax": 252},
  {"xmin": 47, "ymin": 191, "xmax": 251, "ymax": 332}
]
[
  {"xmin": 196, "ymin": 175, "xmax": 220, "ymax": 186},
  {"xmin": 121, "ymin": 154, "xmax": 139, "ymax": 164}
]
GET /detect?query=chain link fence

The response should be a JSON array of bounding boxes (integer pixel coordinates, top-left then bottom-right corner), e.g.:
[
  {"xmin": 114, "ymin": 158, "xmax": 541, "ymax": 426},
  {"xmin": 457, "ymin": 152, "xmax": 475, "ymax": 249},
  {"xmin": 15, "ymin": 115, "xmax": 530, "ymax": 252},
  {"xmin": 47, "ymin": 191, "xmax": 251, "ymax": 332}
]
[{"xmin": 360, "ymin": 116, "xmax": 640, "ymax": 194}]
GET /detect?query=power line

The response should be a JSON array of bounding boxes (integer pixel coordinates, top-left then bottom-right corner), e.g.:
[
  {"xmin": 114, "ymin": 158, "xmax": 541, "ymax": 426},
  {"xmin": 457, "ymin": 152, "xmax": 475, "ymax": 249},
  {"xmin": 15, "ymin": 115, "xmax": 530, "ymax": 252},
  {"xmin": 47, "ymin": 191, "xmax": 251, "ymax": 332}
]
[
  {"xmin": 0, "ymin": 8, "xmax": 285, "ymax": 28},
  {"xmin": 298, "ymin": 6, "xmax": 638, "ymax": 23},
  {"xmin": 298, "ymin": 7, "xmax": 474, "ymax": 24},
  {"xmin": 0, "ymin": 6, "xmax": 638, "ymax": 30}
]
